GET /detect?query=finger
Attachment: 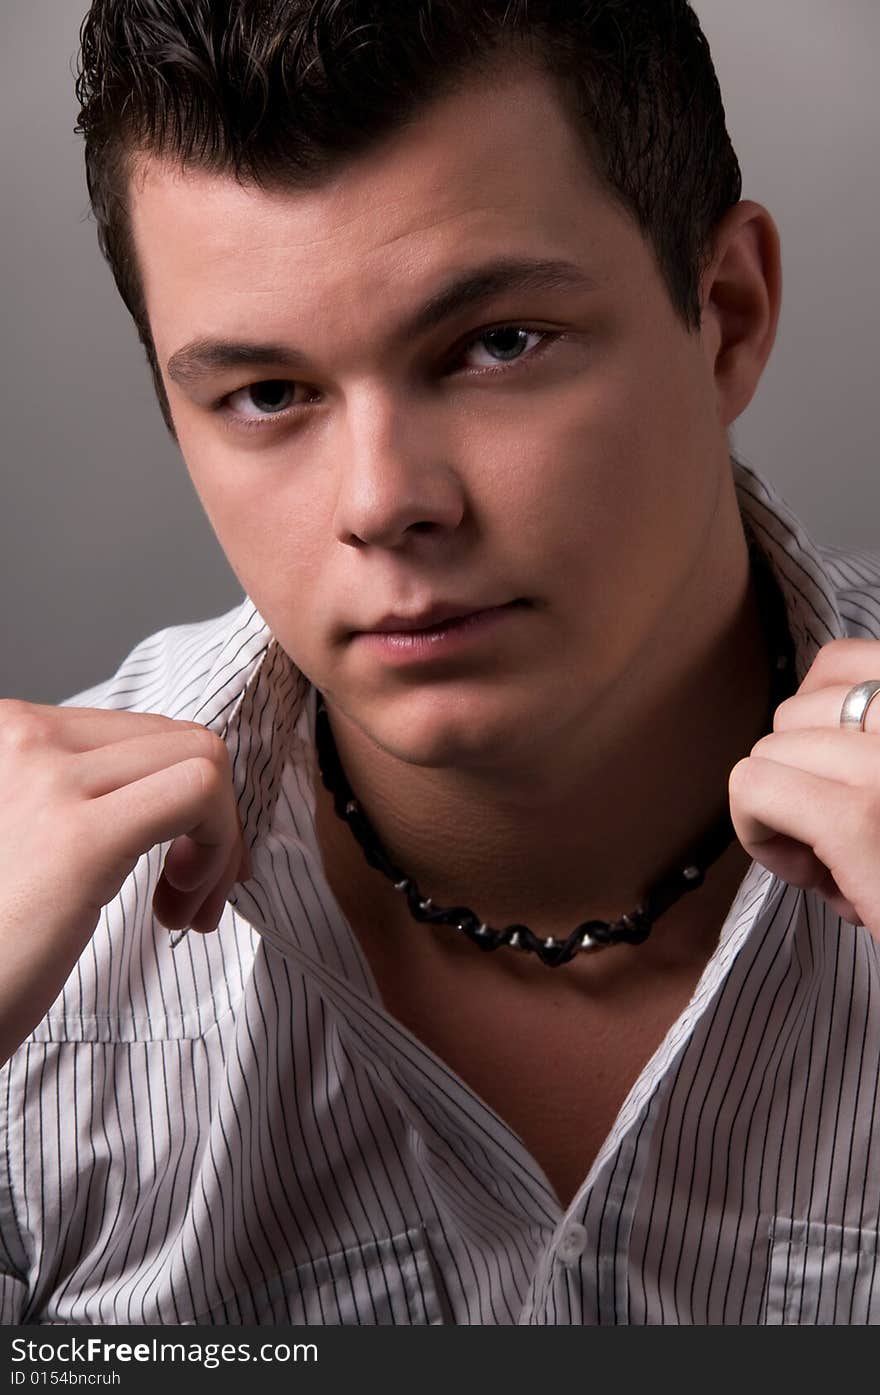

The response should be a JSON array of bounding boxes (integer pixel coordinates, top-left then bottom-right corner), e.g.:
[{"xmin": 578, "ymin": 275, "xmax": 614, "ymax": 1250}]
[
  {"xmin": 728, "ymin": 755, "xmax": 857, "ymax": 854},
  {"xmin": 188, "ymin": 841, "xmax": 245, "ymax": 934},
  {"xmin": 70, "ymin": 729, "xmax": 231, "ymax": 799},
  {"xmin": 55, "ymin": 706, "xmax": 211, "ymax": 752},
  {"xmin": 743, "ymin": 831, "xmax": 825, "ymax": 886},
  {"xmin": 72, "ymin": 730, "xmax": 239, "ymax": 897},
  {"xmin": 734, "ymin": 829, "xmax": 855, "ymax": 910},
  {"xmin": 730, "ymin": 753, "xmax": 880, "ymax": 926},
  {"xmin": 773, "ymin": 685, "xmax": 880, "ymax": 735},
  {"xmin": 728, "ymin": 757, "xmax": 869, "ymax": 924},
  {"xmin": 154, "ymin": 837, "xmax": 244, "ymax": 933},
  {"xmin": 187, "ymin": 880, "xmax": 230, "ymax": 935},
  {"xmin": 161, "ymin": 803, "xmax": 249, "ymax": 894},
  {"xmin": 83, "ymin": 755, "xmax": 241, "ymax": 893},
  {"xmin": 162, "ymin": 826, "xmax": 243, "ymax": 892},
  {"xmin": 796, "ymin": 638, "xmax": 880, "ymax": 697},
  {"xmin": 748, "ymin": 728, "xmax": 880, "ymax": 787}
]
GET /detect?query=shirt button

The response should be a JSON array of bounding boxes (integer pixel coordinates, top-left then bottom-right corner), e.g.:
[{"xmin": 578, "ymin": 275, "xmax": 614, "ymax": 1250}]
[{"xmin": 557, "ymin": 1222, "xmax": 588, "ymax": 1265}]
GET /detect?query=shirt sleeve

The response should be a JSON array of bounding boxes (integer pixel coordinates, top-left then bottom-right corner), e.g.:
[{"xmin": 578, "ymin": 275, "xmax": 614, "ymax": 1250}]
[
  {"xmin": 0, "ymin": 1068, "xmax": 30, "ymax": 1324},
  {"xmin": 0, "ymin": 1273, "xmax": 28, "ymax": 1324}
]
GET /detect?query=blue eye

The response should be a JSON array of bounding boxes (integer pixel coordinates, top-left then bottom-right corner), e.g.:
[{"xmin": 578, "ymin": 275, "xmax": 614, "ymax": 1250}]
[
  {"xmin": 216, "ymin": 325, "xmax": 557, "ymax": 433},
  {"xmin": 483, "ymin": 328, "xmax": 530, "ymax": 359},
  {"xmin": 461, "ymin": 327, "xmax": 546, "ymax": 369},
  {"xmin": 227, "ymin": 380, "xmax": 296, "ymax": 418}
]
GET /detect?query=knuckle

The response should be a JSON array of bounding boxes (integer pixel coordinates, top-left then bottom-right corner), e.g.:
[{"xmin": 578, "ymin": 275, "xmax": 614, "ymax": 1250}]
[
  {"xmin": 823, "ymin": 638, "xmax": 851, "ymax": 661},
  {"xmin": 857, "ymin": 787, "xmax": 880, "ymax": 832},
  {"xmin": 823, "ymin": 790, "xmax": 878, "ymax": 859},
  {"xmin": 0, "ymin": 698, "xmax": 29, "ymax": 721},
  {"xmin": 807, "ymin": 639, "xmax": 849, "ymax": 680},
  {"xmin": 183, "ymin": 755, "xmax": 225, "ymax": 802},
  {"xmin": 728, "ymin": 757, "xmax": 752, "ymax": 793},
  {"xmin": 0, "ymin": 700, "xmax": 51, "ymax": 755},
  {"xmin": 190, "ymin": 727, "xmax": 228, "ymax": 766},
  {"xmin": 181, "ymin": 720, "xmax": 217, "ymax": 740},
  {"xmin": 803, "ymin": 650, "xmax": 830, "ymax": 686},
  {"xmin": 772, "ymin": 698, "xmax": 794, "ymax": 732}
]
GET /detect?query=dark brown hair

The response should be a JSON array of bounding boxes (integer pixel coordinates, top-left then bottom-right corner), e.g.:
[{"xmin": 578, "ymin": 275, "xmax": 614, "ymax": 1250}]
[{"xmin": 74, "ymin": 0, "xmax": 743, "ymax": 436}]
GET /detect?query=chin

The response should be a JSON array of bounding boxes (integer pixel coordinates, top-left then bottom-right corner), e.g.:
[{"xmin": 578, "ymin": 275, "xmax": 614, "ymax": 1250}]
[{"xmin": 358, "ymin": 685, "xmax": 538, "ymax": 771}]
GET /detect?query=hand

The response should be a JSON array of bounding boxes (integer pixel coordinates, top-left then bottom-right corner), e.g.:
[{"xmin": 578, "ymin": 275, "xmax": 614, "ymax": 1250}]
[
  {"xmin": 728, "ymin": 638, "xmax": 880, "ymax": 937},
  {"xmin": 0, "ymin": 700, "xmax": 251, "ymax": 1067}
]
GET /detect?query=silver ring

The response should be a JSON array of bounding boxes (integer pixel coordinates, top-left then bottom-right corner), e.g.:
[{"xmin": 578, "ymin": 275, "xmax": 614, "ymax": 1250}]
[{"xmin": 839, "ymin": 680, "xmax": 880, "ymax": 731}]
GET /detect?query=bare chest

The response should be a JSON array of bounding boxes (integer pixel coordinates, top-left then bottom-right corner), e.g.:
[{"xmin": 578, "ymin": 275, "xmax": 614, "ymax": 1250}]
[
  {"xmin": 360, "ymin": 937, "xmax": 701, "ymax": 1210},
  {"xmin": 312, "ymin": 780, "xmax": 728, "ymax": 1211}
]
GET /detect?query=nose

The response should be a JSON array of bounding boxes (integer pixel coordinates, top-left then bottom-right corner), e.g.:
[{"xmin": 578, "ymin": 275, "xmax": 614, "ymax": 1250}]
[{"xmin": 331, "ymin": 387, "xmax": 467, "ymax": 549}]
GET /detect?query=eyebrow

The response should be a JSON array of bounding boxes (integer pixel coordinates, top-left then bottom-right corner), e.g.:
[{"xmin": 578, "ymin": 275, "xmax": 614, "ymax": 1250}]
[{"xmin": 165, "ymin": 256, "xmax": 599, "ymax": 389}]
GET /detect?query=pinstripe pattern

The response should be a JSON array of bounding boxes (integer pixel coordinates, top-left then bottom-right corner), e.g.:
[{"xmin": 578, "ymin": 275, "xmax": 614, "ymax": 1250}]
[{"xmin": 3, "ymin": 456, "xmax": 880, "ymax": 1325}]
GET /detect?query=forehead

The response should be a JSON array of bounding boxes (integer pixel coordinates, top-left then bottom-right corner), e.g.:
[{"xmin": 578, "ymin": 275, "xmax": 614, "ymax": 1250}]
[{"xmin": 128, "ymin": 58, "xmax": 650, "ymax": 352}]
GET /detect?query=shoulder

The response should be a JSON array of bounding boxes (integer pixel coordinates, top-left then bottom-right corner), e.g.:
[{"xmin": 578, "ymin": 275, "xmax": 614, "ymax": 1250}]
[
  {"xmin": 817, "ymin": 541, "xmax": 880, "ymax": 639},
  {"xmin": 59, "ymin": 598, "xmax": 254, "ymax": 719}
]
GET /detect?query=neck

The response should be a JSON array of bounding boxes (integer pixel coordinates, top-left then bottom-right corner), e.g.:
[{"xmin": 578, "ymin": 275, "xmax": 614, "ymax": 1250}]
[{"xmin": 312, "ymin": 485, "xmax": 774, "ymax": 951}]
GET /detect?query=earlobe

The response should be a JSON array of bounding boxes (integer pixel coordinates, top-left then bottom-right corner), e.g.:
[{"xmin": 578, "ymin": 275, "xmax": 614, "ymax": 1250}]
[{"xmin": 700, "ymin": 200, "xmax": 783, "ymax": 428}]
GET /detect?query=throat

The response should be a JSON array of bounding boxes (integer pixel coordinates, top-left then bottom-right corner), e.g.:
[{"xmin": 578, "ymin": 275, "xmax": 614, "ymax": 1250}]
[
  {"xmin": 313, "ymin": 772, "xmax": 754, "ymax": 1207},
  {"xmin": 313, "ymin": 740, "xmax": 756, "ymax": 993}
]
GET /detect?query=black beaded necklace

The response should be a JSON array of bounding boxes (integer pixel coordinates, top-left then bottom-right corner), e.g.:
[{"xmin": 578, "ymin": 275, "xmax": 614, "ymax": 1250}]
[{"xmin": 315, "ymin": 529, "xmax": 798, "ymax": 968}]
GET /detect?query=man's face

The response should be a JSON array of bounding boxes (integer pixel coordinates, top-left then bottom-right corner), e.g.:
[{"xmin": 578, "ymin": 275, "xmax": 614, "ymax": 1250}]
[{"xmin": 130, "ymin": 59, "xmax": 730, "ymax": 772}]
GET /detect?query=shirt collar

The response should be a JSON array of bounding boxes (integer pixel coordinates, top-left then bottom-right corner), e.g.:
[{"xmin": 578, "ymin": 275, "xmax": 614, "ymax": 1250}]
[
  {"xmin": 733, "ymin": 453, "xmax": 848, "ymax": 682},
  {"xmin": 205, "ymin": 454, "xmax": 849, "ymax": 877}
]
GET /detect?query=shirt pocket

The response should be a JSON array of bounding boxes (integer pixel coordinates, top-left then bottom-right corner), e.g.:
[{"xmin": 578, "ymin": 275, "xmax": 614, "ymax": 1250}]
[
  {"xmin": 761, "ymin": 1217, "xmax": 880, "ymax": 1324},
  {"xmin": 187, "ymin": 1226, "xmax": 447, "ymax": 1325}
]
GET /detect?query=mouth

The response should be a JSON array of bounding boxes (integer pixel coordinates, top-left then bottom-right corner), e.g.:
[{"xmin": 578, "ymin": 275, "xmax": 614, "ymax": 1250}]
[
  {"xmin": 350, "ymin": 599, "xmax": 530, "ymax": 664},
  {"xmin": 357, "ymin": 598, "xmax": 529, "ymax": 637}
]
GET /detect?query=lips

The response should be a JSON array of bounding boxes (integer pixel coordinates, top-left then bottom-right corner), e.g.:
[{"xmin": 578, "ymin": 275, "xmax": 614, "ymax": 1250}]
[
  {"xmin": 350, "ymin": 599, "xmax": 527, "ymax": 665},
  {"xmin": 364, "ymin": 601, "xmax": 499, "ymax": 634}
]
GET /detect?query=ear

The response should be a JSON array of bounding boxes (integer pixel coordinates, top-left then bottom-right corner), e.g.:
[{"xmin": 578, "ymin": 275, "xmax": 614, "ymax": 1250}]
[{"xmin": 699, "ymin": 200, "xmax": 782, "ymax": 428}]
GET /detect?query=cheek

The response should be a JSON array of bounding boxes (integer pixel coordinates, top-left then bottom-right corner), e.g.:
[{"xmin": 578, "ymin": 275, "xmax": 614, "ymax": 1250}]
[
  {"xmin": 225, "ymin": 501, "xmax": 327, "ymax": 614},
  {"xmin": 478, "ymin": 344, "xmax": 716, "ymax": 606},
  {"xmin": 176, "ymin": 426, "xmax": 331, "ymax": 617},
  {"xmin": 472, "ymin": 375, "xmax": 649, "ymax": 567},
  {"xmin": 558, "ymin": 336, "xmax": 716, "ymax": 534}
]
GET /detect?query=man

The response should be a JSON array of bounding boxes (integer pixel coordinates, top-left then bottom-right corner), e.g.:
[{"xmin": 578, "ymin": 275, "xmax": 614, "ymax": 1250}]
[{"xmin": 2, "ymin": 0, "xmax": 880, "ymax": 1325}]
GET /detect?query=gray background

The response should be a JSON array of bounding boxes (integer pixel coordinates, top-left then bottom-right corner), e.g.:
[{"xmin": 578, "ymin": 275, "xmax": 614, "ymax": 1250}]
[{"xmin": 2, "ymin": 1, "xmax": 878, "ymax": 704}]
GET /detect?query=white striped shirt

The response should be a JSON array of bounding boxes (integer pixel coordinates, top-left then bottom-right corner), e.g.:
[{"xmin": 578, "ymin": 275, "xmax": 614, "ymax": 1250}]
[{"xmin": 4, "ymin": 455, "xmax": 880, "ymax": 1326}]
